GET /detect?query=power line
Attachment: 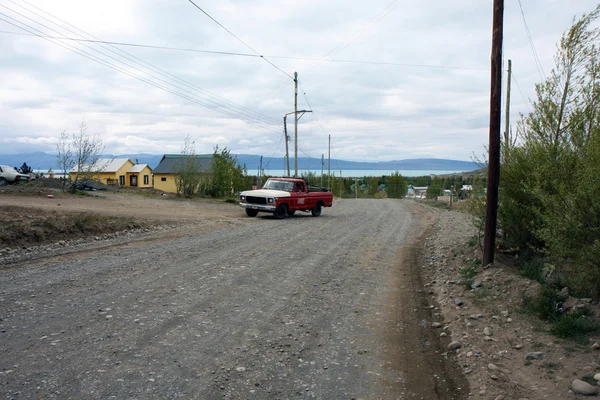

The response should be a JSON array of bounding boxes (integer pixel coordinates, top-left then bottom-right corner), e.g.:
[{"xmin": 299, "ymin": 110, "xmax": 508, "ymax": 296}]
[
  {"xmin": 7, "ymin": 0, "xmax": 282, "ymax": 127},
  {"xmin": 263, "ymin": 129, "xmax": 285, "ymax": 170},
  {"xmin": 0, "ymin": 29, "xmax": 489, "ymax": 71},
  {"xmin": 324, "ymin": 0, "xmax": 400, "ymax": 59},
  {"xmin": 299, "ymin": 81, "xmax": 328, "ymax": 138},
  {"xmin": 188, "ymin": 0, "xmax": 293, "ymax": 80},
  {"xmin": 511, "ymin": 72, "xmax": 533, "ymax": 113},
  {"xmin": 517, "ymin": 0, "xmax": 546, "ymax": 81},
  {"xmin": 0, "ymin": 12, "xmax": 282, "ymax": 134},
  {"xmin": 0, "ymin": 29, "xmax": 262, "ymax": 58},
  {"xmin": 1, "ymin": 1, "xmax": 282, "ymax": 130},
  {"xmin": 325, "ymin": 0, "xmax": 401, "ymax": 59}
]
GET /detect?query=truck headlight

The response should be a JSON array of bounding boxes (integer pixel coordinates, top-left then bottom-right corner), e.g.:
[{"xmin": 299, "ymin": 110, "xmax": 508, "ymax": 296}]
[
  {"xmin": 240, "ymin": 195, "xmax": 246, "ymax": 201},
  {"xmin": 268, "ymin": 198, "xmax": 274, "ymax": 204}
]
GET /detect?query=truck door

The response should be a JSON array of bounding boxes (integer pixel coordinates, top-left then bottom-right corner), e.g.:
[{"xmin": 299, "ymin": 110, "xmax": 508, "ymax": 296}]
[{"xmin": 295, "ymin": 182, "xmax": 308, "ymax": 208}]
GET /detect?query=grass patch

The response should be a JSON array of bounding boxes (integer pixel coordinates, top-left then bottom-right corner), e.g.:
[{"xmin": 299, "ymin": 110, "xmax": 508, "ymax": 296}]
[
  {"xmin": 522, "ymin": 286, "xmax": 565, "ymax": 321},
  {"xmin": 467, "ymin": 236, "xmax": 478, "ymax": 247},
  {"xmin": 459, "ymin": 258, "xmax": 481, "ymax": 289},
  {"xmin": 582, "ymin": 376, "xmax": 597, "ymax": 386},
  {"xmin": 425, "ymin": 200, "xmax": 451, "ymax": 210},
  {"xmin": 550, "ymin": 309, "xmax": 599, "ymax": 342},
  {"xmin": 542, "ymin": 361, "xmax": 561, "ymax": 370}
]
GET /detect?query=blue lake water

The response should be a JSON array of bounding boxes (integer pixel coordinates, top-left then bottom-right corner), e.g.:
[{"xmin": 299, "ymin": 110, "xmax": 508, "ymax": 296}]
[{"xmin": 259, "ymin": 169, "xmax": 474, "ymax": 177}]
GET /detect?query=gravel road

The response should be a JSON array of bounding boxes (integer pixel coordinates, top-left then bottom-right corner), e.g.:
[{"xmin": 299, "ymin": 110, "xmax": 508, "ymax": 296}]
[{"xmin": 0, "ymin": 199, "xmax": 466, "ymax": 399}]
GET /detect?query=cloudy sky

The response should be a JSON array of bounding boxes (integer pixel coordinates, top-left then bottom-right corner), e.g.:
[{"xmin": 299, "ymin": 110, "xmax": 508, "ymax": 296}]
[{"xmin": 0, "ymin": 0, "xmax": 597, "ymax": 162}]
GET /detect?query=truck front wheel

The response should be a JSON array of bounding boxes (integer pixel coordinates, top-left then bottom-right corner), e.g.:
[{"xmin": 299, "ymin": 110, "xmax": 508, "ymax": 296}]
[
  {"xmin": 274, "ymin": 204, "xmax": 287, "ymax": 219},
  {"xmin": 311, "ymin": 203, "xmax": 322, "ymax": 217},
  {"xmin": 245, "ymin": 208, "xmax": 259, "ymax": 217}
]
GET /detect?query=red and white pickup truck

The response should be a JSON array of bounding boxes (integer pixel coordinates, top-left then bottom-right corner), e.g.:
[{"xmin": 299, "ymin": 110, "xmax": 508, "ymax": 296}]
[{"xmin": 239, "ymin": 177, "xmax": 333, "ymax": 218}]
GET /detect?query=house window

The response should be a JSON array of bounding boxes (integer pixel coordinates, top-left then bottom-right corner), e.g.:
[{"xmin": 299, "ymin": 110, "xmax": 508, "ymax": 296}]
[
  {"xmin": 119, "ymin": 175, "xmax": 125, "ymax": 186},
  {"xmin": 144, "ymin": 175, "xmax": 149, "ymax": 185},
  {"xmin": 161, "ymin": 177, "xmax": 166, "ymax": 182}
]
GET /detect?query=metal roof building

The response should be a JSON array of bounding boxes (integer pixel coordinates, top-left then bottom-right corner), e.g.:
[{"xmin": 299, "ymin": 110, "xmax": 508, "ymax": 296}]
[{"xmin": 153, "ymin": 154, "xmax": 213, "ymax": 174}]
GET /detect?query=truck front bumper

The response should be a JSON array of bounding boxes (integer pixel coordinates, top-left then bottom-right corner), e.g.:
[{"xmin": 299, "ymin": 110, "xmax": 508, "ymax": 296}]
[{"xmin": 240, "ymin": 203, "xmax": 276, "ymax": 212}]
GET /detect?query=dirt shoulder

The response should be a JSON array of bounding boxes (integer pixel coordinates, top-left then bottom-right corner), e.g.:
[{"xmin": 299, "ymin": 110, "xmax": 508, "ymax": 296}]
[
  {"xmin": 0, "ymin": 191, "xmax": 254, "ymax": 265},
  {"xmin": 421, "ymin": 202, "xmax": 600, "ymax": 399},
  {"xmin": 0, "ymin": 190, "xmax": 242, "ymax": 222}
]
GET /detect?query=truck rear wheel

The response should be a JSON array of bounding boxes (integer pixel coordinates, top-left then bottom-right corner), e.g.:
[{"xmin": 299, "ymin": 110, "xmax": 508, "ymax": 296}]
[
  {"xmin": 245, "ymin": 208, "xmax": 259, "ymax": 217},
  {"xmin": 311, "ymin": 203, "xmax": 322, "ymax": 217},
  {"xmin": 274, "ymin": 204, "xmax": 287, "ymax": 219},
  {"xmin": 0, "ymin": 178, "xmax": 6, "ymax": 187}
]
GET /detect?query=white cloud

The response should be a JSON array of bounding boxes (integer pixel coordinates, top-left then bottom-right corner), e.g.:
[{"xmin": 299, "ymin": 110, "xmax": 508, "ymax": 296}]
[{"xmin": 0, "ymin": 0, "xmax": 598, "ymax": 161}]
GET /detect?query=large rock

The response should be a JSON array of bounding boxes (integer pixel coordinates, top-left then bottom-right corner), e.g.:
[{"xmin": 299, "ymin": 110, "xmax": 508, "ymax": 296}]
[
  {"xmin": 447, "ymin": 341, "xmax": 462, "ymax": 350},
  {"xmin": 571, "ymin": 379, "xmax": 598, "ymax": 396},
  {"xmin": 525, "ymin": 352, "xmax": 544, "ymax": 360}
]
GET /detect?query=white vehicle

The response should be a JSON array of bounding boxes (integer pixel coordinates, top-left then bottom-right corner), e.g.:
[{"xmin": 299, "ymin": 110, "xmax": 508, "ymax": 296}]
[{"xmin": 0, "ymin": 165, "xmax": 30, "ymax": 186}]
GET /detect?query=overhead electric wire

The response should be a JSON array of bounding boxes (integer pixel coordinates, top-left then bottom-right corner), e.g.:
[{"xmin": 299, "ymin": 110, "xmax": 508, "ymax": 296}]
[
  {"xmin": 517, "ymin": 0, "xmax": 546, "ymax": 81},
  {"xmin": 299, "ymin": 81, "xmax": 329, "ymax": 138},
  {"xmin": 0, "ymin": 29, "xmax": 262, "ymax": 57},
  {"xmin": 0, "ymin": 29, "xmax": 489, "ymax": 72},
  {"xmin": 5, "ymin": 0, "xmax": 282, "ymax": 127},
  {"xmin": 511, "ymin": 72, "xmax": 533, "ymax": 113},
  {"xmin": 0, "ymin": 12, "xmax": 282, "ymax": 134},
  {"xmin": 263, "ymin": 130, "xmax": 285, "ymax": 170},
  {"xmin": 188, "ymin": 0, "xmax": 293, "ymax": 80},
  {"xmin": 324, "ymin": 0, "xmax": 401, "ymax": 59}
]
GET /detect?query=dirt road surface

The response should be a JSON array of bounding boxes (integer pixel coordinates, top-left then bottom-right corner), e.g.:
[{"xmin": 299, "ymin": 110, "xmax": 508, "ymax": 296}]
[{"xmin": 0, "ymin": 199, "xmax": 467, "ymax": 399}]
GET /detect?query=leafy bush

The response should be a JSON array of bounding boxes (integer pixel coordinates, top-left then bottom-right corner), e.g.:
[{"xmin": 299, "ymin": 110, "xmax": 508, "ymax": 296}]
[{"xmin": 494, "ymin": 5, "xmax": 600, "ymax": 297}]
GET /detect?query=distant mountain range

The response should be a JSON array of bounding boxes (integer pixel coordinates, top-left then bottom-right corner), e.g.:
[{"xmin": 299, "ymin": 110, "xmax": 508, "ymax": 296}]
[{"xmin": 0, "ymin": 152, "xmax": 480, "ymax": 173}]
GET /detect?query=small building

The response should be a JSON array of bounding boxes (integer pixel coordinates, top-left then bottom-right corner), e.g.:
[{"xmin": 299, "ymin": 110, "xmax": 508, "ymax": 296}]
[
  {"xmin": 153, "ymin": 154, "xmax": 213, "ymax": 193},
  {"xmin": 70, "ymin": 158, "xmax": 134, "ymax": 186},
  {"xmin": 126, "ymin": 164, "xmax": 153, "ymax": 188}
]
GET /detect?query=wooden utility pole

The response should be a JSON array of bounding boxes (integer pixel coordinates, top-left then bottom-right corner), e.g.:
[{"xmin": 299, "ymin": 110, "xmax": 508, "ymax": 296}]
[
  {"xmin": 320, "ymin": 154, "xmax": 324, "ymax": 187},
  {"xmin": 483, "ymin": 0, "xmax": 504, "ymax": 267},
  {"xmin": 328, "ymin": 135, "xmax": 331, "ymax": 189},
  {"xmin": 283, "ymin": 115, "xmax": 290, "ymax": 177},
  {"xmin": 294, "ymin": 72, "xmax": 298, "ymax": 177},
  {"xmin": 504, "ymin": 59, "xmax": 512, "ymax": 151}
]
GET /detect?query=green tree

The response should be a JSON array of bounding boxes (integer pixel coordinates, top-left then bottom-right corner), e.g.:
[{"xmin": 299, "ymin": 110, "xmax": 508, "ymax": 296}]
[
  {"xmin": 387, "ymin": 171, "xmax": 407, "ymax": 199},
  {"xmin": 208, "ymin": 146, "xmax": 244, "ymax": 197},
  {"xmin": 426, "ymin": 177, "xmax": 442, "ymax": 199},
  {"xmin": 499, "ymin": 5, "xmax": 600, "ymax": 295},
  {"xmin": 367, "ymin": 177, "xmax": 379, "ymax": 197}
]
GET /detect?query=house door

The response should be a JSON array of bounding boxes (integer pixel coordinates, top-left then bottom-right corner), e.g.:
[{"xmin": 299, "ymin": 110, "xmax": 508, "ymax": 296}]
[{"xmin": 130, "ymin": 175, "xmax": 138, "ymax": 187}]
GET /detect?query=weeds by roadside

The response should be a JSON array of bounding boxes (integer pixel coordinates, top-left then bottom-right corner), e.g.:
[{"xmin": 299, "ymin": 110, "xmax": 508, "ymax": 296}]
[
  {"xmin": 460, "ymin": 258, "xmax": 481, "ymax": 289},
  {"xmin": 522, "ymin": 285, "xmax": 600, "ymax": 343}
]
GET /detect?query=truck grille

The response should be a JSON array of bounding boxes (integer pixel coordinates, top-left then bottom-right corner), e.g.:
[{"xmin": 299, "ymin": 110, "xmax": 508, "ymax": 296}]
[{"xmin": 246, "ymin": 196, "xmax": 267, "ymax": 205}]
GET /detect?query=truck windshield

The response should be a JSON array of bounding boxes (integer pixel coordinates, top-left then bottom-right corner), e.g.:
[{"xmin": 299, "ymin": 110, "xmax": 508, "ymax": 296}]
[{"xmin": 263, "ymin": 179, "xmax": 295, "ymax": 191}]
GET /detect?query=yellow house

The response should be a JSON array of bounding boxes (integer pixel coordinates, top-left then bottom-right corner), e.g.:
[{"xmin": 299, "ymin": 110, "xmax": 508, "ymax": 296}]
[
  {"xmin": 70, "ymin": 158, "xmax": 134, "ymax": 186},
  {"xmin": 126, "ymin": 164, "xmax": 153, "ymax": 188},
  {"xmin": 153, "ymin": 154, "xmax": 213, "ymax": 193}
]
